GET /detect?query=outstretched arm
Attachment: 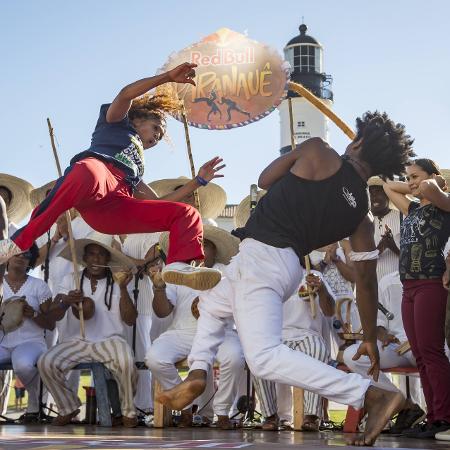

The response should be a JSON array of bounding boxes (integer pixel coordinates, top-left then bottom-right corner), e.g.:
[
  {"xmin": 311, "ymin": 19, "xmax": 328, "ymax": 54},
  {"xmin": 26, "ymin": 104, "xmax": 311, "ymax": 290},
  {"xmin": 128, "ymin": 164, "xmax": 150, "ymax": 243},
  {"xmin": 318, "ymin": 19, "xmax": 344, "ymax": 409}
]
[
  {"xmin": 349, "ymin": 214, "xmax": 380, "ymax": 381},
  {"xmin": 134, "ymin": 157, "xmax": 225, "ymax": 201},
  {"xmin": 383, "ymin": 180, "xmax": 412, "ymax": 216},
  {"xmin": 106, "ymin": 62, "xmax": 197, "ymax": 123}
]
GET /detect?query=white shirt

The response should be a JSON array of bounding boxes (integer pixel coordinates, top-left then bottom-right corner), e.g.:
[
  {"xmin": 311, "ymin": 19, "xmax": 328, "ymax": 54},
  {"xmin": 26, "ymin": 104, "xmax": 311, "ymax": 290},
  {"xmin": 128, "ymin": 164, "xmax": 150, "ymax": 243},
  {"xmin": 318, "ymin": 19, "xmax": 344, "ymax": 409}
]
[
  {"xmin": 377, "ymin": 271, "xmax": 407, "ymax": 342},
  {"xmin": 119, "ymin": 233, "xmax": 160, "ymax": 316},
  {"xmin": 1, "ymin": 275, "xmax": 52, "ymax": 348},
  {"xmin": 374, "ymin": 209, "xmax": 401, "ymax": 280},
  {"xmin": 282, "ymin": 271, "xmax": 334, "ymax": 342},
  {"xmin": 36, "ymin": 217, "xmax": 93, "ymax": 293},
  {"xmin": 165, "ymin": 263, "xmax": 226, "ymax": 332},
  {"xmin": 165, "ymin": 284, "xmax": 198, "ymax": 332},
  {"xmin": 8, "ymin": 222, "xmax": 18, "ymax": 237},
  {"xmin": 57, "ymin": 271, "xmax": 126, "ymax": 343}
]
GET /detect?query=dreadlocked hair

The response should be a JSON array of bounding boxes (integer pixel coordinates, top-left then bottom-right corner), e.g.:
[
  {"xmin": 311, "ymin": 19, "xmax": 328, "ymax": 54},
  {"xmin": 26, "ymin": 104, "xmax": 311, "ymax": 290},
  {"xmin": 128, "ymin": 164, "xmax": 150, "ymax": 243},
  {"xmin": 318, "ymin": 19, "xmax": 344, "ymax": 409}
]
[
  {"xmin": 81, "ymin": 267, "xmax": 115, "ymax": 311},
  {"xmin": 128, "ymin": 92, "xmax": 181, "ymax": 124},
  {"xmin": 355, "ymin": 111, "xmax": 415, "ymax": 180}
]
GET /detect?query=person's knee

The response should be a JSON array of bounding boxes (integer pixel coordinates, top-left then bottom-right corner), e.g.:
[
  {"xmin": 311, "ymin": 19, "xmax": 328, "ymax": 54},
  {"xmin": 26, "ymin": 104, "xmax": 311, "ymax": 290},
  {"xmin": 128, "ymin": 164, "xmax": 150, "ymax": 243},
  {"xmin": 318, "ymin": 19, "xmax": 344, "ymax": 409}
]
[
  {"xmin": 245, "ymin": 349, "xmax": 277, "ymax": 380},
  {"xmin": 116, "ymin": 348, "xmax": 135, "ymax": 370},
  {"xmin": 180, "ymin": 203, "xmax": 201, "ymax": 223},
  {"xmin": 219, "ymin": 349, "xmax": 245, "ymax": 373},
  {"xmin": 14, "ymin": 358, "xmax": 36, "ymax": 376},
  {"xmin": 144, "ymin": 348, "xmax": 174, "ymax": 372},
  {"xmin": 37, "ymin": 353, "xmax": 56, "ymax": 375},
  {"xmin": 416, "ymin": 339, "xmax": 446, "ymax": 362}
]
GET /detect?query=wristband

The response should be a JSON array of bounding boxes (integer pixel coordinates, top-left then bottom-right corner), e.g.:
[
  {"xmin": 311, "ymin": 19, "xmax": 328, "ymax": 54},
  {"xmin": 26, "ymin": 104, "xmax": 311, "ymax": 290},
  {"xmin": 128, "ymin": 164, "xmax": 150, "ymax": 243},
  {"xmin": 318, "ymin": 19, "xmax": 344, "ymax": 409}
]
[
  {"xmin": 196, "ymin": 175, "xmax": 208, "ymax": 186},
  {"xmin": 153, "ymin": 285, "xmax": 166, "ymax": 291}
]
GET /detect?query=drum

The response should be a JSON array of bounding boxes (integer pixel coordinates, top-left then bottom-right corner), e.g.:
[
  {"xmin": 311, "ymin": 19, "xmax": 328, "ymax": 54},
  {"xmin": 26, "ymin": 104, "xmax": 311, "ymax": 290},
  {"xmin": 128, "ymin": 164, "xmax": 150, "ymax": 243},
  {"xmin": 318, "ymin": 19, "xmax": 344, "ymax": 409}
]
[{"xmin": 0, "ymin": 296, "xmax": 26, "ymax": 334}]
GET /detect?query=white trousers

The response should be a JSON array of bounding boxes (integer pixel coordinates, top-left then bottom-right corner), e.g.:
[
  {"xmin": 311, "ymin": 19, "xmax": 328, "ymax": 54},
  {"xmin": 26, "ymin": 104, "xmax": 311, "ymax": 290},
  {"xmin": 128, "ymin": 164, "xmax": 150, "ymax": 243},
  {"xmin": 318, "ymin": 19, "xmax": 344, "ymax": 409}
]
[
  {"xmin": 206, "ymin": 329, "xmax": 245, "ymax": 417},
  {"xmin": 125, "ymin": 314, "xmax": 153, "ymax": 411},
  {"xmin": 145, "ymin": 327, "xmax": 245, "ymax": 417},
  {"xmin": 0, "ymin": 342, "xmax": 46, "ymax": 413},
  {"xmin": 343, "ymin": 341, "xmax": 423, "ymax": 406},
  {"xmin": 38, "ymin": 338, "xmax": 137, "ymax": 417},
  {"xmin": 190, "ymin": 239, "xmax": 371, "ymax": 409},
  {"xmin": 253, "ymin": 334, "xmax": 330, "ymax": 420},
  {"xmin": 0, "ymin": 370, "xmax": 12, "ymax": 415}
]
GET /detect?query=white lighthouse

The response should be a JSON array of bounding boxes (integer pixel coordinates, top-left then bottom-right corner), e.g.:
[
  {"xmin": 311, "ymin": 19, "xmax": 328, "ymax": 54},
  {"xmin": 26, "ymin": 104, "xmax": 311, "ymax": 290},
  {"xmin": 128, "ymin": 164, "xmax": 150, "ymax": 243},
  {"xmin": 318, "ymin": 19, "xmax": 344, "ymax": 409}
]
[{"xmin": 279, "ymin": 24, "xmax": 333, "ymax": 154}]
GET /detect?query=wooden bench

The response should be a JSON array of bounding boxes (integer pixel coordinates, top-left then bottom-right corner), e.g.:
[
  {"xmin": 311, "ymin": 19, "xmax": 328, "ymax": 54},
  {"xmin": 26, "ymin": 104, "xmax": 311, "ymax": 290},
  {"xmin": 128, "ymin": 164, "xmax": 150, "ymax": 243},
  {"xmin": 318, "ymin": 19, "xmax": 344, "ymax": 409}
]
[{"xmin": 338, "ymin": 364, "xmax": 420, "ymax": 433}]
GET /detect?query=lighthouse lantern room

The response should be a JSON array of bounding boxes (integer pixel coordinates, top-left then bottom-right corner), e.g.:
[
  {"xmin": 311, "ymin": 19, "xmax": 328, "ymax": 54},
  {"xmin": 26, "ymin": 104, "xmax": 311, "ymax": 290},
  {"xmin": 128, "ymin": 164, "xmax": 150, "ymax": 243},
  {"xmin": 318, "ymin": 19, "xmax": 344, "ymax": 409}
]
[{"xmin": 279, "ymin": 24, "xmax": 334, "ymax": 154}]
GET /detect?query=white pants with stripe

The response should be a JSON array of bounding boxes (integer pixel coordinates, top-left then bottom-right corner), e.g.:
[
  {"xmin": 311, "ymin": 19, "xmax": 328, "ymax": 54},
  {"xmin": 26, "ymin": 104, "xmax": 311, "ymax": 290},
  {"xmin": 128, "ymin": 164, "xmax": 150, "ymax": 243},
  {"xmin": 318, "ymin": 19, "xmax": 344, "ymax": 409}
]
[
  {"xmin": 0, "ymin": 342, "xmax": 46, "ymax": 413},
  {"xmin": 145, "ymin": 328, "xmax": 245, "ymax": 418},
  {"xmin": 124, "ymin": 314, "xmax": 153, "ymax": 412},
  {"xmin": 189, "ymin": 239, "xmax": 371, "ymax": 409},
  {"xmin": 254, "ymin": 334, "xmax": 330, "ymax": 419},
  {"xmin": 38, "ymin": 338, "xmax": 137, "ymax": 417},
  {"xmin": 343, "ymin": 341, "xmax": 423, "ymax": 406}
]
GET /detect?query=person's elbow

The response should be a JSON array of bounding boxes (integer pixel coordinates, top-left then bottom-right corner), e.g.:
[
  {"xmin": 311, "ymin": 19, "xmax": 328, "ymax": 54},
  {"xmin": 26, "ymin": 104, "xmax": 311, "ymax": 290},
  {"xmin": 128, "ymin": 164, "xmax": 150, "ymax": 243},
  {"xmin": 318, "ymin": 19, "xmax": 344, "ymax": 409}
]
[{"xmin": 257, "ymin": 174, "xmax": 270, "ymax": 190}]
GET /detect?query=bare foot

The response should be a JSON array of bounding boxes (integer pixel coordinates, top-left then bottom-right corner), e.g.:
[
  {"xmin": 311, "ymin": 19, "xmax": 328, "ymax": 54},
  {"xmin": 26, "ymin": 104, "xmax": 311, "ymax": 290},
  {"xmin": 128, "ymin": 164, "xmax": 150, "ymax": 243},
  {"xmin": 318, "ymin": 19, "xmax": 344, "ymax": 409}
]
[
  {"xmin": 156, "ymin": 370, "xmax": 207, "ymax": 411},
  {"xmin": 351, "ymin": 386, "xmax": 404, "ymax": 446}
]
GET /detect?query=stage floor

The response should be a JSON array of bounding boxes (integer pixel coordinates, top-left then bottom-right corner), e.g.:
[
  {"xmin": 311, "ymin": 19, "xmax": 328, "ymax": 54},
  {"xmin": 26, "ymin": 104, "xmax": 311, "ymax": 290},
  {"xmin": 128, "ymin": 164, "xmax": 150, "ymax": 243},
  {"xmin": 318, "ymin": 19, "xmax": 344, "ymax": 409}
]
[{"xmin": 0, "ymin": 425, "xmax": 446, "ymax": 450}]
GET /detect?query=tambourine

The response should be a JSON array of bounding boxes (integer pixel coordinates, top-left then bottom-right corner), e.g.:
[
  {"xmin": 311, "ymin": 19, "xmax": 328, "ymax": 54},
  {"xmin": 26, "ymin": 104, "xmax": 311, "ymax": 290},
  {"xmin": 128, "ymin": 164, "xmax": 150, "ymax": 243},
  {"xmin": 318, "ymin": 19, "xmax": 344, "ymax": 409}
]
[
  {"xmin": 396, "ymin": 340, "xmax": 411, "ymax": 355},
  {"xmin": 0, "ymin": 296, "xmax": 26, "ymax": 334}
]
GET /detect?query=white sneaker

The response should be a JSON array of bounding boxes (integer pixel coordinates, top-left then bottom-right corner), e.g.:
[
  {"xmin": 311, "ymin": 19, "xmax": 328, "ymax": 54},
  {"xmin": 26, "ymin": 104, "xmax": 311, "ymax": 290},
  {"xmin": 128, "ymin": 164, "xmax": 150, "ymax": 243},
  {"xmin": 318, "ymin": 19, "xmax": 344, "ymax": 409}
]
[
  {"xmin": 0, "ymin": 239, "xmax": 21, "ymax": 264},
  {"xmin": 436, "ymin": 429, "xmax": 450, "ymax": 441},
  {"xmin": 162, "ymin": 262, "xmax": 221, "ymax": 291}
]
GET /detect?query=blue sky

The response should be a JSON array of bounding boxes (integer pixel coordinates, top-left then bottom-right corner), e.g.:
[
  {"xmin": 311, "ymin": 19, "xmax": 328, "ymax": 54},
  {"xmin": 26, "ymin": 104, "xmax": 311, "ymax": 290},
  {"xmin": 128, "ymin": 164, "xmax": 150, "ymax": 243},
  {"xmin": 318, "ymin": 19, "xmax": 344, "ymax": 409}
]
[{"xmin": 1, "ymin": 0, "xmax": 449, "ymax": 205}]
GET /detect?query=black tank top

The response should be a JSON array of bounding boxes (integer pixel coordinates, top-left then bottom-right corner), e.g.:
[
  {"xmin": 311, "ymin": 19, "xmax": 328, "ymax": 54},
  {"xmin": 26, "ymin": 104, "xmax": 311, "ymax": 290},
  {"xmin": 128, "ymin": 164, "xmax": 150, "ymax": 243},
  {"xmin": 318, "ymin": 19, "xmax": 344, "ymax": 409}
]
[{"xmin": 233, "ymin": 158, "xmax": 370, "ymax": 258}]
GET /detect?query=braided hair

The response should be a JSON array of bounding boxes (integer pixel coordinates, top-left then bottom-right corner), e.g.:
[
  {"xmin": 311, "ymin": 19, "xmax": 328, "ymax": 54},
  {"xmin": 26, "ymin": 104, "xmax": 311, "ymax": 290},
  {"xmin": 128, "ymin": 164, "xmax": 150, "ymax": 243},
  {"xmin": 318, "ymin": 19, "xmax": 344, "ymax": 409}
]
[
  {"xmin": 80, "ymin": 267, "xmax": 115, "ymax": 310},
  {"xmin": 355, "ymin": 111, "xmax": 415, "ymax": 179}
]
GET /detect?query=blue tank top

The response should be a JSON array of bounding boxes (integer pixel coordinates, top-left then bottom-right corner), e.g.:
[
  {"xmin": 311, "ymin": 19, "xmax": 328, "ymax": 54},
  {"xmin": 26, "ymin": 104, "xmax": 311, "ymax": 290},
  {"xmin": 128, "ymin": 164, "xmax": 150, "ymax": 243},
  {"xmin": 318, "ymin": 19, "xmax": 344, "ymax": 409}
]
[
  {"xmin": 70, "ymin": 104, "xmax": 145, "ymax": 190},
  {"xmin": 233, "ymin": 158, "xmax": 370, "ymax": 259}
]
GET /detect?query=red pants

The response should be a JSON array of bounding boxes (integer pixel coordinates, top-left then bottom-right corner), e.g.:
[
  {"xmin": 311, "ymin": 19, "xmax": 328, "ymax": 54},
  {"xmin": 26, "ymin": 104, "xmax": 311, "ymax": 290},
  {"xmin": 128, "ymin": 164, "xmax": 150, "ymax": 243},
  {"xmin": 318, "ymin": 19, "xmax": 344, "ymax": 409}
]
[
  {"xmin": 402, "ymin": 279, "xmax": 450, "ymax": 422},
  {"xmin": 12, "ymin": 158, "xmax": 204, "ymax": 264}
]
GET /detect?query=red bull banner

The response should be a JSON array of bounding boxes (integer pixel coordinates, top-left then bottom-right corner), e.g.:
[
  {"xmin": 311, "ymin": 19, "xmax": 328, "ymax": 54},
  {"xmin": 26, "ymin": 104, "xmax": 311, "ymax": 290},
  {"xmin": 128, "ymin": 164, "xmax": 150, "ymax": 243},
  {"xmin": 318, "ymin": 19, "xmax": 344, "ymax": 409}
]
[{"xmin": 160, "ymin": 28, "xmax": 288, "ymax": 130}]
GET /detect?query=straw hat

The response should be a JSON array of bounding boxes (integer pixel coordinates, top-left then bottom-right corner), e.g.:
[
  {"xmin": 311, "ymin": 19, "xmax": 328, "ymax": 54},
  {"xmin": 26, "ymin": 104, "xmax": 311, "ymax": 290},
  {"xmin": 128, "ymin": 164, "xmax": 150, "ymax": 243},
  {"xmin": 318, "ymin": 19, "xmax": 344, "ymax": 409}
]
[
  {"xmin": 0, "ymin": 174, "xmax": 34, "ymax": 223},
  {"xmin": 59, "ymin": 231, "xmax": 135, "ymax": 271},
  {"xmin": 148, "ymin": 177, "xmax": 227, "ymax": 219},
  {"xmin": 159, "ymin": 224, "xmax": 239, "ymax": 265},
  {"xmin": 441, "ymin": 169, "xmax": 450, "ymax": 188},
  {"xmin": 30, "ymin": 181, "xmax": 56, "ymax": 208},
  {"xmin": 367, "ymin": 176, "xmax": 398, "ymax": 211},
  {"xmin": 234, "ymin": 190, "xmax": 267, "ymax": 228}
]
